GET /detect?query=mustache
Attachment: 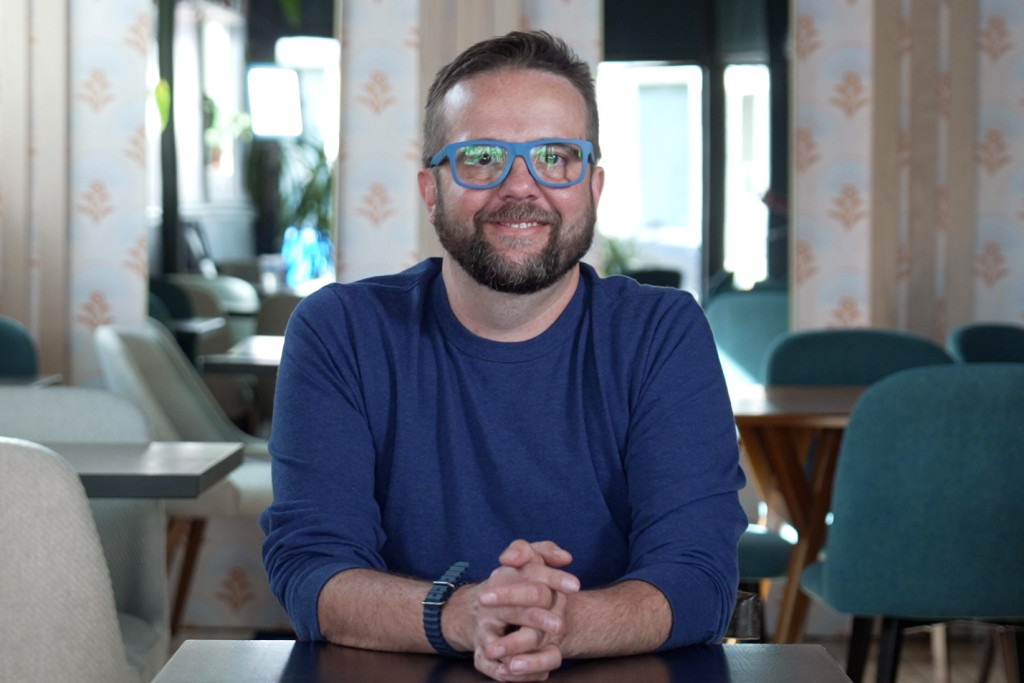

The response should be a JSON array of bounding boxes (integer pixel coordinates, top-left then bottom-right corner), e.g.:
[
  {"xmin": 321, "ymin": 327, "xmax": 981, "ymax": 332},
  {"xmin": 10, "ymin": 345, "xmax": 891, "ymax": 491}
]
[{"xmin": 476, "ymin": 202, "xmax": 561, "ymax": 226}]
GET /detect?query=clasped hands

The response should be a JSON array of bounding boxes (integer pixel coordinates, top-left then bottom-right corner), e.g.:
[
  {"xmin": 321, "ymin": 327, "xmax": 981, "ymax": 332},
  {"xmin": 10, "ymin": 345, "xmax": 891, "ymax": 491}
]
[{"xmin": 459, "ymin": 539, "xmax": 581, "ymax": 681}]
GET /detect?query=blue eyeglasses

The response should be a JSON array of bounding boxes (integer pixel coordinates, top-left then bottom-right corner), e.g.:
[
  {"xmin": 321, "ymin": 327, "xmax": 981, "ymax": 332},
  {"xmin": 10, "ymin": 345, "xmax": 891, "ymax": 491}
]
[{"xmin": 428, "ymin": 138, "xmax": 595, "ymax": 189}]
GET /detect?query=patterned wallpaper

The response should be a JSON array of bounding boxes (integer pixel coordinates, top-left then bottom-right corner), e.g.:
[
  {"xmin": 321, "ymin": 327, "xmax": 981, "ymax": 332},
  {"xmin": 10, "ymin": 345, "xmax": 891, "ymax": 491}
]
[
  {"xmin": 335, "ymin": 0, "xmax": 423, "ymax": 283},
  {"xmin": 791, "ymin": 0, "xmax": 873, "ymax": 329},
  {"xmin": 68, "ymin": 0, "xmax": 151, "ymax": 384},
  {"xmin": 975, "ymin": 0, "xmax": 1024, "ymax": 322},
  {"xmin": 792, "ymin": 0, "xmax": 1024, "ymax": 332},
  {"xmin": 0, "ymin": 0, "xmax": 149, "ymax": 385}
]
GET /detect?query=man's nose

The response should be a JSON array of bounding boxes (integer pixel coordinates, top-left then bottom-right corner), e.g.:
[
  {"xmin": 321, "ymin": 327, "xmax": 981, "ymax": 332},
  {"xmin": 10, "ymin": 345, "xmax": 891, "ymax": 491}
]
[{"xmin": 499, "ymin": 155, "xmax": 540, "ymax": 196}]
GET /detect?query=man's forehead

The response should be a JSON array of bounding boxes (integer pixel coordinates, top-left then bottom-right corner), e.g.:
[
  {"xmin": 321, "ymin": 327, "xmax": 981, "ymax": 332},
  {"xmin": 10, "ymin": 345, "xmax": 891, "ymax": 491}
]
[
  {"xmin": 440, "ymin": 69, "xmax": 586, "ymax": 133},
  {"xmin": 444, "ymin": 68, "xmax": 578, "ymax": 103}
]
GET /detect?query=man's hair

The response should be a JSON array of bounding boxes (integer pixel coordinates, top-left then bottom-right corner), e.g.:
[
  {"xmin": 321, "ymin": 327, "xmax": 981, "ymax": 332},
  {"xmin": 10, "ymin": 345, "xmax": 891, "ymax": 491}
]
[{"xmin": 422, "ymin": 30, "xmax": 600, "ymax": 167}]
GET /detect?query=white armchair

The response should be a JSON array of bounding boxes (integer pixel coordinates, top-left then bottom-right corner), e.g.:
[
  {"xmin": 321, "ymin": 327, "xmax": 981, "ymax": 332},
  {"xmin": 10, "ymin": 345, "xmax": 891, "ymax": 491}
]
[
  {"xmin": 0, "ymin": 387, "xmax": 169, "ymax": 682},
  {"xmin": 94, "ymin": 320, "xmax": 273, "ymax": 634},
  {"xmin": 0, "ymin": 436, "xmax": 135, "ymax": 683}
]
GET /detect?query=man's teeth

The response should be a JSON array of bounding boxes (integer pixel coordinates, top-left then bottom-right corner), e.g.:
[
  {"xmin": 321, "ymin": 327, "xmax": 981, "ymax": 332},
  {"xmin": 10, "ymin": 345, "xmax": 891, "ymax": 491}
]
[{"xmin": 506, "ymin": 222, "xmax": 541, "ymax": 229}]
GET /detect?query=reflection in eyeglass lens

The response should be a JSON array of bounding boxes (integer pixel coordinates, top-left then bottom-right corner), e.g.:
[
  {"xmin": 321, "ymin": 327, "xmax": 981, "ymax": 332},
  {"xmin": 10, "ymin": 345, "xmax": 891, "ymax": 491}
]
[{"xmin": 453, "ymin": 142, "xmax": 583, "ymax": 186}]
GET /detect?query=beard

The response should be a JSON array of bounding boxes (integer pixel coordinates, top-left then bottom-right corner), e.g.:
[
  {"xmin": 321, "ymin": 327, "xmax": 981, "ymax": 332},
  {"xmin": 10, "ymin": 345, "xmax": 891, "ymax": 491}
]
[{"xmin": 433, "ymin": 192, "xmax": 596, "ymax": 294}]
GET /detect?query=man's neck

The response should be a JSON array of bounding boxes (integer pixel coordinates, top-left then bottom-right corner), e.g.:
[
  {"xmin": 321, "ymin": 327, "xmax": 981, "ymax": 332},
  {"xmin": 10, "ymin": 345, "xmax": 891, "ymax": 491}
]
[{"xmin": 440, "ymin": 257, "xmax": 580, "ymax": 342}]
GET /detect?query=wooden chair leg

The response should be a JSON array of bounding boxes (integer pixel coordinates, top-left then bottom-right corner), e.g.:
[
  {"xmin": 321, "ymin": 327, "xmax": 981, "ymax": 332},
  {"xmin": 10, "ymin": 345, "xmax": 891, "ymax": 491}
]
[
  {"xmin": 165, "ymin": 516, "xmax": 191, "ymax": 570},
  {"xmin": 846, "ymin": 616, "xmax": 875, "ymax": 683},
  {"xmin": 170, "ymin": 518, "xmax": 206, "ymax": 635},
  {"xmin": 875, "ymin": 617, "xmax": 905, "ymax": 683},
  {"xmin": 1000, "ymin": 627, "xmax": 1024, "ymax": 683},
  {"xmin": 977, "ymin": 628, "xmax": 998, "ymax": 683},
  {"xmin": 930, "ymin": 623, "xmax": 949, "ymax": 683}
]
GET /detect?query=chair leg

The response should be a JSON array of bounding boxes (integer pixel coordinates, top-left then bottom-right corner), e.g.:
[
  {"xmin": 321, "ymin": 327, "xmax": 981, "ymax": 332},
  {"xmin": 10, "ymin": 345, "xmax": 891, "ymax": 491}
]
[
  {"xmin": 930, "ymin": 623, "xmax": 949, "ymax": 683},
  {"xmin": 976, "ymin": 628, "xmax": 997, "ymax": 683},
  {"xmin": 165, "ymin": 516, "xmax": 191, "ymax": 571},
  {"xmin": 846, "ymin": 616, "xmax": 875, "ymax": 683},
  {"xmin": 170, "ymin": 518, "xmax": 206, "ymax": 635},
  {"xmin": 875, "ymin": 617, "xmax": 905, "ymax": 683},
  {"xmin": 1000, "ymin": 627, "xmax": 1024, "ymax": 683}
]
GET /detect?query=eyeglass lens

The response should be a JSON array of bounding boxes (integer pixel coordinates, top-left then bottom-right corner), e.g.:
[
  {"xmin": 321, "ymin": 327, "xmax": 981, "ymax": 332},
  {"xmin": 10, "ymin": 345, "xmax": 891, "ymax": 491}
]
[{"xmin": 453, "ymin": 142, "xmax": 585, "ymax": 187}]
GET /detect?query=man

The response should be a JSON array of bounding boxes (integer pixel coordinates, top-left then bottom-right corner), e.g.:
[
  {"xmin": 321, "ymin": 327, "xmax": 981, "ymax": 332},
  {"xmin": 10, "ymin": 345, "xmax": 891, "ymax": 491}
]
[{"xmin": 260, "ymin": 31, "xmax": 746, "ymax": 682}]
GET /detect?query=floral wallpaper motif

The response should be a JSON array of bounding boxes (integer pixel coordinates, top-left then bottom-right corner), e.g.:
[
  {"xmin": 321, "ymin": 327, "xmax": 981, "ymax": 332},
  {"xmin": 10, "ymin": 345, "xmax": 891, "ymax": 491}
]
[
  {"xmin": 830, "ymin": 72, "xmax": 870, "ymax": 116},
  {"xmin": 978, "ymin": 128, "xmax": 1012, "ymax": 174},
  {"xmin": 828, "ymin": 185, "xmax": 867, "ymax": 231}
]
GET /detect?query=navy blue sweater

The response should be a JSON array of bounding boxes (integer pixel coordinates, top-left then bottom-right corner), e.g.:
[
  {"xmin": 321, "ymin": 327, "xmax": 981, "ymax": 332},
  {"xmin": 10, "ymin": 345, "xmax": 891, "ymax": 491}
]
[{"xmin": 259, "ymin": 258, "xmax": 746, "ymax": 648}]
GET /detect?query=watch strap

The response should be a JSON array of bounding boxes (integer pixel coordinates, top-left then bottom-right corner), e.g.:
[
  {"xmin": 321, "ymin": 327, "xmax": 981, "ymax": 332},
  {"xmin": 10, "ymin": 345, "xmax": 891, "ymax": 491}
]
[{"xmin": 422, "ymin": 561, "xmax": 471, "ymax": 658}]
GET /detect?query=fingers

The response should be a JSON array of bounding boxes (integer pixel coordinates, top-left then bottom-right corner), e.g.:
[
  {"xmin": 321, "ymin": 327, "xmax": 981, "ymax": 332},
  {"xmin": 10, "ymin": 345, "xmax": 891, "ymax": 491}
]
[
  {"xmin": 483, "ymin": 589, "xmax": 568, "ymax": 659},
  {"xmin": 494, "ymin": 644, "xmax": 563, "ymax": 681},
  {"xmin": 480, "ymin": 565, "xmax": 580, "ymax": 604},
  {"xmin": 499, "ymin": 539, "xmax": 573, "ymax": 569},
  {"xmin": 471, "ymin": 541, "xmax": 578, "ymax": 681}
]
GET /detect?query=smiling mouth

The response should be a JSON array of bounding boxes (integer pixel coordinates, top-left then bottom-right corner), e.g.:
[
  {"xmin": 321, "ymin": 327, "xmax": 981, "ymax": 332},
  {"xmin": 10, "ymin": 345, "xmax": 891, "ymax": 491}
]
[
  {"xmin": 501, "ymin": 221, "xmax": 545, "ymax": 229},
  {"xmin": 477, "ymin": 202, "xmax": 561, "ymax": 234}
]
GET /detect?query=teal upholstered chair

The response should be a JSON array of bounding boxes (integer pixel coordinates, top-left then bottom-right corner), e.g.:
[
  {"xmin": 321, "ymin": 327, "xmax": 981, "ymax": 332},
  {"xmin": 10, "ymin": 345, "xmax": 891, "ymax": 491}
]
[
  {"xmin": 622, "ymin": 268, "xmax": 683, "ymax": 289},
  {"xmin": 704, "ymin": 289, "xmax": 789, "ymax": 384},
  {"xmin": 801, "ymin": 364, "xmax": 1024, "ymax": 683},
  {"xmin": 0, "ymin": 314, "xmax": 39, "ymax": 379},
  {"xmin": 763, "ymin": 328, "xmax": 954, "ymax": 386},
  {"xmin": 738, "ymin": 524, "xmax": 794, "ymax": 586},
  {"xmin": 760, "ymin": 328, "xmax": 954, "ymax": 650},
  {"xmin": 946, "ymin": 322, "xmax": 1024, "ymax": 363}
]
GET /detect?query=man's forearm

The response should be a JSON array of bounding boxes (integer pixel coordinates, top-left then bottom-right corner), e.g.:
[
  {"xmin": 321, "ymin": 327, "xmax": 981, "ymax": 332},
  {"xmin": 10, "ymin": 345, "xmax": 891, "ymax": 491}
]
[
  {"xmin": 316, "ymin": 569, "xmax": 671, "ymax": 661},
  {"xmin": 317, "ymin": 568, "xmax": 436, "ymax": 653},
  {"xmin": 559, "ymin": 580, "xmax": 672, "ymax": 658}
]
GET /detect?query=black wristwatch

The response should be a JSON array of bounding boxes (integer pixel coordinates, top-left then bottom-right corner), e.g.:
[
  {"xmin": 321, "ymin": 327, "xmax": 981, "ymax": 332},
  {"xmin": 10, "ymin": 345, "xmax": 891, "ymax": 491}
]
[{"xmin": 422, "ymin": 561, "xmax": 471, "ymax": 658}]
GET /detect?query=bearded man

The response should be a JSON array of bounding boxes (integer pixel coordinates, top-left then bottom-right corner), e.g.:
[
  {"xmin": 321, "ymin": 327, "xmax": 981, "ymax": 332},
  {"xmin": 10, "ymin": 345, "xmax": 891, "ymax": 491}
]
[{"xmin": 260, "ymin": 30, "xmax": 746, "ymax": 682}]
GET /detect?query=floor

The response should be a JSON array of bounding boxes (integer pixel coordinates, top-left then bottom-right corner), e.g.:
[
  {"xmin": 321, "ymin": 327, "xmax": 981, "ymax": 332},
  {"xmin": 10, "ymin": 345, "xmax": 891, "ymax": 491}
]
[
  {"xmin": 172, "ymin": 624, "xmax": 1015, "ymax": 682},
  {"xmin": 813, "ymin": 627, "xmax": 1011, "ymax": 683}
]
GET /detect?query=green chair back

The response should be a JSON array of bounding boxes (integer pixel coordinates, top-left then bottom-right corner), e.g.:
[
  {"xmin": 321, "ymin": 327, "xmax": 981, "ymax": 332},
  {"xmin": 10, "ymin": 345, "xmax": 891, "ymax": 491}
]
[
  {"xmin": 622, "ymin": 268, "xmax": 683, "ymax": 289},
  {"xmin": 763, "ymin": 328, "xmax": 953, "ymax": 386},
  {"xmin": 946, "ymin": 322, "xmax": 1024, "ymax": 363},
  {"xmin": 704, "ymin": 289, "xmax": 789, "ymax": 384},
  {"xmin": 0, "ymin": 315, "xmax": 39, "ymax": 378},
  {"xmin": 801, "ymin": 363, "xmax": 1024, "ymax": 619}
]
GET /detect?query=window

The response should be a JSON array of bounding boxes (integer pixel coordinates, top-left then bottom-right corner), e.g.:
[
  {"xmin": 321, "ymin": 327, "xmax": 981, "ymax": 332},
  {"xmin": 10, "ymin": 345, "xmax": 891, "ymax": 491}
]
[
  {"xmin": 596, "ymin": 62, "xmax": 703, "ymax": 296},
  {"xmin": 723, "ymin": 64, "xmax": 771, "ymax": 289}
]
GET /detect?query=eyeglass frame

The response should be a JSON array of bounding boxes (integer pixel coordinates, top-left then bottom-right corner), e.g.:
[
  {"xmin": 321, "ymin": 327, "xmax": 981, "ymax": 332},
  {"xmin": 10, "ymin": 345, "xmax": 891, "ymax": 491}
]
[{"xmin": 427, "ymin": 138, "xmax": 596, "ymax": 190}]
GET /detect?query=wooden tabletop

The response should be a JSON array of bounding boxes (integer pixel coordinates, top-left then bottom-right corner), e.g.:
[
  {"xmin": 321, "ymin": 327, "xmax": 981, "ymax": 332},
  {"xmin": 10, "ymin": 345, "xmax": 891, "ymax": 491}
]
[
  {"xmin": 200, "ymin": 335, "xmax": 284, "ymax": 375},
  {"xmin": 154, "ymin": 640, "xmax": 851, "ymax": 683},
  {"xmin": 730, "ymin": 385, "xmax": 866, "ymax": 427},
  {"xmin": 45, "ymin": 441, "xmax": 243, "ymax": 499}
]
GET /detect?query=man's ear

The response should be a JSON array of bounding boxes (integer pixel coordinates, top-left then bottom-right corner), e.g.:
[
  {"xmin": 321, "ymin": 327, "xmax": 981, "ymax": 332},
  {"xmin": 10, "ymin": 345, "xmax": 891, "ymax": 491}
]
[
  {"xmin": 590, "ymin": 165, "xmax": 605, "ymax": 209},
  {"xmin": 418, "ymin": 168, "xmax": 438, "ymax": 224}
]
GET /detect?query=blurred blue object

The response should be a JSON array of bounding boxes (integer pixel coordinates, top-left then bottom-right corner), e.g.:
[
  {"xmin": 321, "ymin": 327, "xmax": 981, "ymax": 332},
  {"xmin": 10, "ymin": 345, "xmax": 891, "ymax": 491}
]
[{"xmin": 281, "ymin": 226, "xmax": 332, "ymax": 288}]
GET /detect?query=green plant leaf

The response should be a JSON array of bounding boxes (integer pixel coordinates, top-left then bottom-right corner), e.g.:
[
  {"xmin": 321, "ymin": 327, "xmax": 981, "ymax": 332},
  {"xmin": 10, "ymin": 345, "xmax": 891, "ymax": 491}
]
[
  {"xmin": 154, "ymin": 79, "xmax": 171, "ymax": 132},
  {"xmin": 278, "ymin": 0, "xmax": 302, "ymax": 27}
]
